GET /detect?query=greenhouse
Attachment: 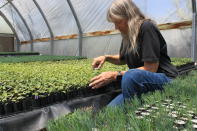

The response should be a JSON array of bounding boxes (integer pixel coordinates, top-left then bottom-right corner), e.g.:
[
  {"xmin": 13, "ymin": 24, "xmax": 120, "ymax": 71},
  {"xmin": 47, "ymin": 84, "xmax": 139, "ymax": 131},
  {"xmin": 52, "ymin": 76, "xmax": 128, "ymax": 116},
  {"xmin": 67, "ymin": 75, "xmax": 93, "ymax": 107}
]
[{"xmin": 0, "ymin": 0, "xmax": 197, "ymax": 131}]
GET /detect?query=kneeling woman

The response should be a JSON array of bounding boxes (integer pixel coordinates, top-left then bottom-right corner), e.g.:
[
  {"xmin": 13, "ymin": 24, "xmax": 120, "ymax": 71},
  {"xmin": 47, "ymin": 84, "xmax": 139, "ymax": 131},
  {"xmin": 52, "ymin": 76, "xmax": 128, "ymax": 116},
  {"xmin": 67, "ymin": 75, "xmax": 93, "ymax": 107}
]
[{"xmin": 89, "ymin": 0, "xmax": 178, "ymax": 106}]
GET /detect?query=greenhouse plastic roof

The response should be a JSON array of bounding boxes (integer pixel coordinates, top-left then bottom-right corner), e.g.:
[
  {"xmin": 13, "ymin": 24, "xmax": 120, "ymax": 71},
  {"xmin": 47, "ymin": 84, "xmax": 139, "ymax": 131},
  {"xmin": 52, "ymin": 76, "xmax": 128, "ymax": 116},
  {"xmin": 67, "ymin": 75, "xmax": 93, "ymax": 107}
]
[
  {"xmin": 0, "ymin": 16, "xmax": 12, "ymax": 34},
  {"xmin": 0, "ymin": 0, "xmax": 192, "ymax": 42}
]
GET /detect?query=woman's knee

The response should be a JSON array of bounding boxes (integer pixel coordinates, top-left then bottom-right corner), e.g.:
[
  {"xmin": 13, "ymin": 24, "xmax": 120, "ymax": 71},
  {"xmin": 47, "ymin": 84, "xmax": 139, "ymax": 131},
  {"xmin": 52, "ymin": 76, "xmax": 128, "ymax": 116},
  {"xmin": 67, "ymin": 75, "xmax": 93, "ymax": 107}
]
[
  {"xmin": 121, "ymin": 69, "xmax": 143, "ymax": 89},
  {"xmin": 122, "ymin": 69, "xmax": 144, "ymax": 83}
]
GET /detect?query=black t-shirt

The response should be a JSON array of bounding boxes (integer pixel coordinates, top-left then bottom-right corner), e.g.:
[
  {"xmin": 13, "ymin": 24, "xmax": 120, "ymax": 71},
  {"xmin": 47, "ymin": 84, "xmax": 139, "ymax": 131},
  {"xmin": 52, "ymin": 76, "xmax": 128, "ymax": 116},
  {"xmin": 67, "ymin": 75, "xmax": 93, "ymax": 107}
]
[{"xmin": 119, "ymin": 21, "xmax": 178, "ymax": 78}]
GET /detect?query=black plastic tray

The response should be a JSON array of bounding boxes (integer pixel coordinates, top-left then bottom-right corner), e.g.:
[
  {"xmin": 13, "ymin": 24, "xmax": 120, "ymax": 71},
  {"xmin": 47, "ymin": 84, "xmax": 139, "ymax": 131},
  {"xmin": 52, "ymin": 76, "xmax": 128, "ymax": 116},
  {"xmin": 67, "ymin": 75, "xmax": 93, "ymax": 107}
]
[
  {"xmin": 176, "ymin": 62, "xmax": 196, "ymax": 76},
  {"xmin": 0, "ymin": 52, "xmax": 40, "ymax": 56},
  {"xmin": 0, "ymin": 89, "xmax": 121, "ymax": 131},
  {"xmin": 0, "ymin": 81, "xmax": 121, "ymax": 117},
  {"xmin": 176, "ymin": 62, "xmax": 195, "ymax": 71}
]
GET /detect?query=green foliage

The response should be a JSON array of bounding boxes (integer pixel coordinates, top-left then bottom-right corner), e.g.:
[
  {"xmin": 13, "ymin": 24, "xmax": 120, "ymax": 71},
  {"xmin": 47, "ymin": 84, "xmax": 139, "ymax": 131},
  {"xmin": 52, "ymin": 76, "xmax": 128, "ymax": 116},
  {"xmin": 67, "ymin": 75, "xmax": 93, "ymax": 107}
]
[
  {"xmin": 0, "ymin": 56, "xmax": 193, "ymax": 104},
  {"xmin": 171, "ymin": 57, "xmax": 193, "ymax": 66},
  {"xmin": 0, "ymin": 55, "xmax": 195, "ymax": 128},
  {"xmin": 0, "ymin": 59, "xmax": 127, "ymax": 103},
  {"xmin": 0, "ymin": 56, "xmax": 192, "ymax": 66},
  {"xmin": 47, "ymin": 71, "xmax": 197, "ymax": 131}
]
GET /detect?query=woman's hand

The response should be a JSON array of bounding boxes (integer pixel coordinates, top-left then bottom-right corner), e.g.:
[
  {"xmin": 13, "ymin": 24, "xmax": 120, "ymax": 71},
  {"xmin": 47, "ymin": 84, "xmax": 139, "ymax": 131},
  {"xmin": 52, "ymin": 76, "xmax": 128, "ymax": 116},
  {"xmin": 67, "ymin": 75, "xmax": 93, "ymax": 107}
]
[
  {"xmin": 92, "ymin": 56, "xmax": 106, "ymax": 69},
  {"xmin": 89, "ymin": 71, "xmax": 118, "ymax": 89}
]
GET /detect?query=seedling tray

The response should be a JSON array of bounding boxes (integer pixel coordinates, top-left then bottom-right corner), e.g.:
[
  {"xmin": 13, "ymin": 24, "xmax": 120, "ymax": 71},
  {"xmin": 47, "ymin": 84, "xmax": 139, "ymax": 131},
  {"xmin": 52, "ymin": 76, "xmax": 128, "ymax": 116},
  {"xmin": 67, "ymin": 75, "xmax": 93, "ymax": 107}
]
[
  {"xmin": 0, "ymin": 52, "xmax": 40, "ymax": 56},
  {"xmin": 0, "ymin": 61, "xmax": 196, "ymax": 116},
  {"xmin": 176, "ymin": 62, "xmax": 196, "ymax": 76},
  {"xmin": 0, "ymin": 81, "xmax": 121, "ymax": 117},
  {"xmin": 0, "ymin": 86, "xmax": 121, "ymax": 131}
]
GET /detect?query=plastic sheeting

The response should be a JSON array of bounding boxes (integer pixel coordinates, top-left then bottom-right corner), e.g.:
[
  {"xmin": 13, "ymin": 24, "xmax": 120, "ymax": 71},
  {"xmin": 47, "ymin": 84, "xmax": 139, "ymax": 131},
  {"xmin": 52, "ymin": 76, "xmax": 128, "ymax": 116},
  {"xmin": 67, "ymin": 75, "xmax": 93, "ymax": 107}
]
[
  {"xmin": 19, "ymin": 43, "xmax": 31, "ymax": 52},
  {"xmin": 1, "ymin": 0, "xmax": 192, "ymax": 38},
  {"xmin": 0, "ymin": 16, "xmax": 12, "ymax": 34},
  {"xmin": 19, "ymin": 28, "xmax": 193, "ymax": 58},
  {"xmin": 0, "ymin": 89, "xmax": 120, "ymax": 131},
  {"xmin": 33, "ymin": 41, "xmax": 51, "ymax": 55},
  {"xmin": 0, "ymin": 4, "xmax": 30, "ymax": 41},
  {"xmin": 13, "ymin": 0, "xmax": 50, "ymax": 39},
  {"xmin": 0, "ymin": 102, "xmax": 72, "ymax": 131},
  {"xmin": 82, "ymin": 35, "xmax": 122, "ymax": 58},
  {"xmin": 23, "ymin": 39, "xmax": 79, "ymax": 56},
  {"xmin": 71, "ymin": 0, "xmax": 114, "ymax": 33},
  {"xmin": 162, "ymin": 28, "xmax": 192, "ymax": 58},
  {"xmin": 86, "ymin": 28, "xmax": 193, "ymax": 58},
  {"xmin": 53, "ymin": 39, "xmax": 79, "ymax": 56},
  {"xmin": 134, "ymin": 0, "xmax": 192, "ymax": 24},
  {"xmin": 0, "ymin": 0, "xmax": 7, "ymax": 8},
  {"xmin": 36, "ymin": 0, "xmax": 78, "ymax": 36}
]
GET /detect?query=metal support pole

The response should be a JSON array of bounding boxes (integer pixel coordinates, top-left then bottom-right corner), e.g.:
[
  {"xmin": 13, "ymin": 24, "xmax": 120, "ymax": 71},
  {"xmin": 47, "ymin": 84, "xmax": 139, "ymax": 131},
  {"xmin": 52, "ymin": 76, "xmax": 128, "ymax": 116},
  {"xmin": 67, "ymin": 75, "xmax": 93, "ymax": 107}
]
[
  {"xmin": 7, "ymin": 0, "xmax": 34, "ymax": 52},
  {"xmin": 0, "ymin": 2, "xmax": 9, "ymax": 9},
  {"xmin": 191, "ymin": 0, "xmax": 197, "ymax": 63},
  {"xmin": 67, "ymin": 0, "xmax": 83, "ymax": 56},
  {"xmin": 0, "ymin": 10, "xmax": 20, "ymax": 51},
  {"xmin": 32, "ymin": 0, "xmax": 54, "ymax": 55}
]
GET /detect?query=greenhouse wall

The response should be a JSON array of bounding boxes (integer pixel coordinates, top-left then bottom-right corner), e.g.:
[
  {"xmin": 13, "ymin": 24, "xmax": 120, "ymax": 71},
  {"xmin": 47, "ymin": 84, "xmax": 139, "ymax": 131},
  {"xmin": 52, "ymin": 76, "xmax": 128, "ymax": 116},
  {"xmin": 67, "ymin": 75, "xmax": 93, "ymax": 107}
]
[
  {"xmin": 19, "ymin": 27, "xmax": 194, "ymax": 58},
  {"xmin": 19, "ymin": 43, "xmax": 31, "ymax": 52},
  {"xmin": 162, "ymin": 28, "xmax": 192, "ymax": 58},
  {"xmin": 33, "ymin": 42, "xmax": 51, "ymax": 55},
  {"xmin": 82, "ymin": 35, "xmax": 122, "ymax": 58},
  {"xmin": 53, "ymin": 39, "xmax": 78, "ymax": 56}
]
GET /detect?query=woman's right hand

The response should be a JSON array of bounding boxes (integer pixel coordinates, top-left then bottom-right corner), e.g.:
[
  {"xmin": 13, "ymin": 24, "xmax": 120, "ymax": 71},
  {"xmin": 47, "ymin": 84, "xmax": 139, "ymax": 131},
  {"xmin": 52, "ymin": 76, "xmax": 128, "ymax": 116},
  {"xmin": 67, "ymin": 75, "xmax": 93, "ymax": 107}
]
[{"xmin": 92, "ymin": 56, "xmax": 106, "ymax": 69}]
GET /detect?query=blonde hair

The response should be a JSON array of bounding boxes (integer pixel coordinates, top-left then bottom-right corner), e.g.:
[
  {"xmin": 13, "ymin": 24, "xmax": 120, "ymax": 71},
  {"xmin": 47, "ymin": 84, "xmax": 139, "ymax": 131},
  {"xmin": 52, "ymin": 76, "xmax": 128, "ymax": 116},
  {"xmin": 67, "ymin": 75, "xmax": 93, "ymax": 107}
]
[{"xmin": 107, "ymin": 0, "xmax": 151, "ymax": 53}]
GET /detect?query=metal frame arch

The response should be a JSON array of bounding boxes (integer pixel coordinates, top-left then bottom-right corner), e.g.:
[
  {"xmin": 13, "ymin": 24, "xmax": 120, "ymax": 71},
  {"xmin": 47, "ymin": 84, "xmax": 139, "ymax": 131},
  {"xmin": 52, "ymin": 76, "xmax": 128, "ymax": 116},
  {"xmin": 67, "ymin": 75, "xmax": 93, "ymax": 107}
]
[
  {"xmin": 32, "ymin": 0, "xmax": 54, "ymax": 55},
  {"xmin": 0, "ymin": 2, "xmax": 9, "ymax": 9},
  {"xmin": 0, "ymin": 10, "xmax": 20, "ymax": 51},
  {"xmin": 67, "ymin": 0, "xmax": 83, "ymax": 56},
  {"xmin": 191, "ymin": 0, "xmax": 197, "ymax": 62},
  {"xmin": 7, "ymin": 0, "xmax": 34, "ymax": 52}
]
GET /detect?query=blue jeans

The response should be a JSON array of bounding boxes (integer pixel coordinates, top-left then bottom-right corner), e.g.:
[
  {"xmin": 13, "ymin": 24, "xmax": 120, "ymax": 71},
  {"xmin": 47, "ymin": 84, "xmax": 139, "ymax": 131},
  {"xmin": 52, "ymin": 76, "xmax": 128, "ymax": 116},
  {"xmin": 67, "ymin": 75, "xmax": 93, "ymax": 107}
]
[{"xmin": 108, "ymin": 69, "xmax": 172, "ymax": 107}]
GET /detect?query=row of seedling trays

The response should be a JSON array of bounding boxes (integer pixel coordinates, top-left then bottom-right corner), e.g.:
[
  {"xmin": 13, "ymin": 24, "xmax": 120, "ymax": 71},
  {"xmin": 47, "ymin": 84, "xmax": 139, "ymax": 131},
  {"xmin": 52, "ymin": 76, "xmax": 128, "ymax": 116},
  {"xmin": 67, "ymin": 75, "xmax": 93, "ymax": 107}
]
[
  {"xmin": 0, "ymin": 61, "xmax": 194, "ymax": 117},
  {"xmin": 134, "ymin": 98, "xmax": 197, "ymax": 130},
  {"xmin": 0, "ymin": 82, "xmax": 120, "ymax": 117},
  {"xmin": 176, "ymin": 62, "xmax": 196, "ymax": 75}
]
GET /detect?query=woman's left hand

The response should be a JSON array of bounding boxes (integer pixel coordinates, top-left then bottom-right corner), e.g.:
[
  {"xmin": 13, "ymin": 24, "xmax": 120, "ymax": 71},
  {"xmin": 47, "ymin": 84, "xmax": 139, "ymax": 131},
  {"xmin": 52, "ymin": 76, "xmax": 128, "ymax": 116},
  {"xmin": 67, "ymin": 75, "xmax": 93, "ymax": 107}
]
[{"xmin": 89, "ymin": 71, "xmax": 118, "ymax": 89}]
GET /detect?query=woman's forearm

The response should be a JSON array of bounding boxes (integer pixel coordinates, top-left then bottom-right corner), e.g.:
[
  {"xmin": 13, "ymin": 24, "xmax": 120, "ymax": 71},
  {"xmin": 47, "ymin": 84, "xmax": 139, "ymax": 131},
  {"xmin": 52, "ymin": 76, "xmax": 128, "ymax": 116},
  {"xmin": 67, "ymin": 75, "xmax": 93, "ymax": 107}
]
[
  {"xmin": 137, "ymin": 62, "xmax": 159, "ymax": 72},
  {"xmin": 105, "ymin": 54, "xmax": 126, "ymax": 65}
]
